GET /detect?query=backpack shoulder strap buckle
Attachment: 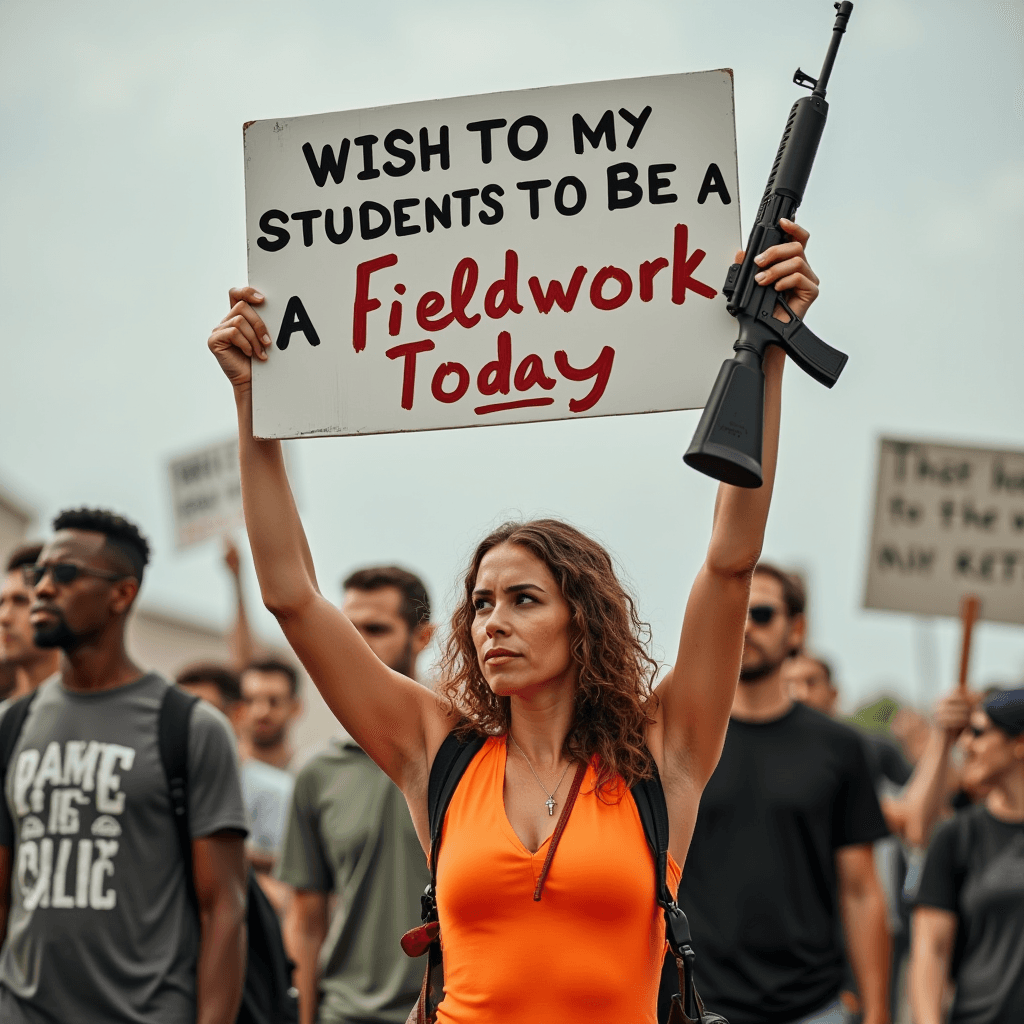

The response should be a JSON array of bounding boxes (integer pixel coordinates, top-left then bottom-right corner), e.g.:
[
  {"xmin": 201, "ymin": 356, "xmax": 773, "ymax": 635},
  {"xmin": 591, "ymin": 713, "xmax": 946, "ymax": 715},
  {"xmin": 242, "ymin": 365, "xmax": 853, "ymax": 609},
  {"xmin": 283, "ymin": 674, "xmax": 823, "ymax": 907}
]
[
  {"xmin": 420, "ymin": 883, "xmax": 437, "ymax": 922},
  {"xmin": 664, "ymin": 901, "xmax": 693, "ymax": 953}
]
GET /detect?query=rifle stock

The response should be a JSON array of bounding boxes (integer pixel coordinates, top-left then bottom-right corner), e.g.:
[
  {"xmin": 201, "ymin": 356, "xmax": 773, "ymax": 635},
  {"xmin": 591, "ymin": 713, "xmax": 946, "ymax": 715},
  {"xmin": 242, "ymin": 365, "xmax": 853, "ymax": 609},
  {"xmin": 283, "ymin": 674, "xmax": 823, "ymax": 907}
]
[{"xmin": 684, "ymin": 354, "xmax": 765, "ymax": 489}]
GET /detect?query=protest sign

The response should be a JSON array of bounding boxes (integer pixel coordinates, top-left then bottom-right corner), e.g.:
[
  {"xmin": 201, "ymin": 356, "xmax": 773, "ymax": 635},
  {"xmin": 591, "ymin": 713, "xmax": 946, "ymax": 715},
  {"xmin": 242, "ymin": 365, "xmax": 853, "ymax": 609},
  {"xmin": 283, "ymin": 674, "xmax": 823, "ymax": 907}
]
[
  {"xmin": 168, "ymin": 439, "xmax": 243, "ymax": 550},
  {"xmin": 863, "ymin": 437, "xmax": 1024, "ymax": 626},
  {"xmin": 244, "ymin": 72, "xmax": 740, "ymax": 438}
]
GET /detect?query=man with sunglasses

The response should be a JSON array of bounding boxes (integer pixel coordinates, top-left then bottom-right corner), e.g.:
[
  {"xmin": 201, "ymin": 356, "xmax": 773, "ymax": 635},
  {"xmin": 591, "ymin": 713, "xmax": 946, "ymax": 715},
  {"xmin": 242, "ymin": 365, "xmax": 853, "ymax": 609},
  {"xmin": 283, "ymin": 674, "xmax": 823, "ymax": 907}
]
[
  {"xmin": 665, "ymin": 563, "xmax": 891, "ymax": 1024},
  {"xmin": 0, "ymin": 508, "xmax": 248, "ymax": 1024},
  {"xmin": 0, "ymin": 545, "xmax": 60, "ymax": 703}
]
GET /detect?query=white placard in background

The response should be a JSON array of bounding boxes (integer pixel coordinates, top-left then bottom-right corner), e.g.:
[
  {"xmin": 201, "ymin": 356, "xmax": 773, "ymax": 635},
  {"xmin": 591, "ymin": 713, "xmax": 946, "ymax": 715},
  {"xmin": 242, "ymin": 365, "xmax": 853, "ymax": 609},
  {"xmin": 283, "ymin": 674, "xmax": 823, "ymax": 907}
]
[
  {"xmin": 244, "ymin": 71, "xmax": 740, "ymax": 438},
  {"xmin": 863, "ymin": 437, "xmax": 1024, "ymax": 626},
  {"xmin": 168, "ymin": 439, "xmax": 243, "ymax": 550}
]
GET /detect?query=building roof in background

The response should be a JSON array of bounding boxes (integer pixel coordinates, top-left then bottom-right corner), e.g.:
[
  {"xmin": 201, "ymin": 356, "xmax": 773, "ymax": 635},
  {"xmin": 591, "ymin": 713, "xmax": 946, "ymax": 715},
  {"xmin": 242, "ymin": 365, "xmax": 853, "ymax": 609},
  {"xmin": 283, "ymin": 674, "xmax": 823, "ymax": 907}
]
[{"xmin": 0, "ymin": 481, "xmax": 36, "ymax": 530}]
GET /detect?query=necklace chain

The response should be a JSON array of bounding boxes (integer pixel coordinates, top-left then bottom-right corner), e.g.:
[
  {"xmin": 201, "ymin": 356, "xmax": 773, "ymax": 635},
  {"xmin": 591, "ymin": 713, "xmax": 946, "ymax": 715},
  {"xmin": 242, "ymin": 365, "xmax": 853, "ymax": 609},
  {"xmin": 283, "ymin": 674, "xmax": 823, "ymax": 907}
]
[{"xmin": 508, "ymin": 734, "xmax": 573, "ymax": 816}]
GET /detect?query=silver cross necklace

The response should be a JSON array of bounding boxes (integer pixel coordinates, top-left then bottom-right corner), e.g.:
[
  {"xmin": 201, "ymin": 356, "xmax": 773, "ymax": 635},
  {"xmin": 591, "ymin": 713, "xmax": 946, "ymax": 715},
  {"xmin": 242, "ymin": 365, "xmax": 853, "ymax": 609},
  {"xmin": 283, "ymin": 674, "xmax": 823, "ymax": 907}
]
[{"xmin": 508, "ymin": 733, "xmax": 573, "ymax": 815}]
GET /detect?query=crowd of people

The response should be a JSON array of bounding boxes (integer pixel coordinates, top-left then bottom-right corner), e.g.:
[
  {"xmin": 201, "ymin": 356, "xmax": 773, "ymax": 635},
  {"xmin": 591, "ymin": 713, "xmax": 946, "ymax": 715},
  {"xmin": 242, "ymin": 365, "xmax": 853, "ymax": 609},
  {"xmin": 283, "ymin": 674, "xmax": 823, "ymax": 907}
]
[
  {"xmin": 1, "ymin": 511, "xmax": 1021, "ymax": 1024},
  {"xmin": 0, "ymin": 223, "xmax": 1020, "ymax": 1024}
]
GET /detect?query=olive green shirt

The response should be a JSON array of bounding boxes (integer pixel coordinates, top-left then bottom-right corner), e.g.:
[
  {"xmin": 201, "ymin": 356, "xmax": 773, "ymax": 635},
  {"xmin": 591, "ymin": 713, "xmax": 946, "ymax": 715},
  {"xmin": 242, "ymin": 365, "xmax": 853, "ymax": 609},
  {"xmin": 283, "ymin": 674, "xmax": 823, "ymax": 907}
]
[{"xmin": 276, "ymin": 740, "xmax": 428, "ymax": 1024}]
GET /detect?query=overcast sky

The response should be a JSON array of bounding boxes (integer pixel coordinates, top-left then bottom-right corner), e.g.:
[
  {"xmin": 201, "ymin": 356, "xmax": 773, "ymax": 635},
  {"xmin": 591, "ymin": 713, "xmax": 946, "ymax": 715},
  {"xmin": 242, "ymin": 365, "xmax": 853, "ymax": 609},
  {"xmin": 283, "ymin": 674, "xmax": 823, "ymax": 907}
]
[{"xmin": 2, "ymin": 0, "xmax": 1022, "ymax": 712}]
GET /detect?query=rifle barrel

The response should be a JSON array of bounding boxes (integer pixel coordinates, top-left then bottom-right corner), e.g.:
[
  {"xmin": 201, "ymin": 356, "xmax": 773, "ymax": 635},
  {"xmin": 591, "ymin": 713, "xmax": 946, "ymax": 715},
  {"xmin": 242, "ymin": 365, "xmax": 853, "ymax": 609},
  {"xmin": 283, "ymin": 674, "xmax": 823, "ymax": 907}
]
[{"xmin": 813, "ymin": 2, "xmax": 854, "ymax": 98}]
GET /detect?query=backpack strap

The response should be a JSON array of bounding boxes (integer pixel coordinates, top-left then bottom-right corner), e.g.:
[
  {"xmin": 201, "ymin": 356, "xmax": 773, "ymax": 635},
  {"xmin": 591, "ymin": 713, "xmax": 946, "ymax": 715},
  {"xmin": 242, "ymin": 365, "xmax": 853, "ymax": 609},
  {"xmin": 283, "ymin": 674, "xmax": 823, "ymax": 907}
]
[
  {"xmin": 632, "ymin": 759, "xmax": 703, "ymax": 1022},
  {"xmin": 0, "ymin": 692, "xmax": 39, "ymax": 771},
  {"xmin": 157, "ymin": 685, "xmax": 200, "ymax": 905},
  {"xmin": 631, "ymin": 763, "xmax": 692, "ymax": 953},
  {"xmin": 421, "ymin": 730, "xmax": 486, "ymax": 924},
  {"xmin": 0, "ymin": 691, "xmax": 40, "ymax": 844}
]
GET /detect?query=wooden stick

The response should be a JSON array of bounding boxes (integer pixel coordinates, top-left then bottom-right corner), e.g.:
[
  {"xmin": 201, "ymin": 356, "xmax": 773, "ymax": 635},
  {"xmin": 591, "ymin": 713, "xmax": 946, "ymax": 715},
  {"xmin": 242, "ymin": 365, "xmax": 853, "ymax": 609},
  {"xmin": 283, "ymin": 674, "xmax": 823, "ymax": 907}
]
[{"xmin": 957, "ymin": 594, "xmax": 981, "ymax": 692}]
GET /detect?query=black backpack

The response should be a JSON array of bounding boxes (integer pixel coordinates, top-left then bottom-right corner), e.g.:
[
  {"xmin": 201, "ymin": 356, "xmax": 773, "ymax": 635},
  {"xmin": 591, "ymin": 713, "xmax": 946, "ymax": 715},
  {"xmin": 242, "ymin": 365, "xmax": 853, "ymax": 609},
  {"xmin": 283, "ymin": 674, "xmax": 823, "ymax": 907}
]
[
  {"xmin": 415, "ymin": 731, "xmax": 726, "ymax": 1024},
  {"xmin": 0, "ymin": 686, "xmax": 298, "ymax": 1024},
  {"xmin": 159, "ymin": 685, "xmax": 298, "ymax": 1024}
]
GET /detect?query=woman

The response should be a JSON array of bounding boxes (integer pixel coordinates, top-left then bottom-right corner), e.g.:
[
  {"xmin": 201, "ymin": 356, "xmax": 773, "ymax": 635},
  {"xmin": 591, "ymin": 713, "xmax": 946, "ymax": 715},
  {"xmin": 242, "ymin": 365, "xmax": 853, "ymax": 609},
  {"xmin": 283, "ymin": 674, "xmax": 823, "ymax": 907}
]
[
  {"xmin": 909, "ymin": 689, "xmax": 1024, "ymax": 1024},
  {"xmin": 208, "ymin": 220, "xmax": 820, "ymax": 1022}
]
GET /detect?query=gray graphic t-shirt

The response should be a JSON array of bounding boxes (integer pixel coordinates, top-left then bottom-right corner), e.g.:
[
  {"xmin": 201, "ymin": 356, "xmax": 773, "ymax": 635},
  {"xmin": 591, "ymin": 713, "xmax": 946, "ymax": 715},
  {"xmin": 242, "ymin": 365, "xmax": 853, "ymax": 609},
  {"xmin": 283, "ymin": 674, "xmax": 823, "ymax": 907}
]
[{"xmin": 0, "ymin": 674, "xmax": 247, "ymax": 1024}]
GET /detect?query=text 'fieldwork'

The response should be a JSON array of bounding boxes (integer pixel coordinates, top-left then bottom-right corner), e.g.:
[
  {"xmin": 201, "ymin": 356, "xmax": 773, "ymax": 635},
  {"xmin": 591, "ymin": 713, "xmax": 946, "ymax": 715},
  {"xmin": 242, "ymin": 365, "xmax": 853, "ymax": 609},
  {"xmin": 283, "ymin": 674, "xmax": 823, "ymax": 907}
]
[{"xmin": 273, "ymin": 223, "xmax": 716, "ymax": 417}]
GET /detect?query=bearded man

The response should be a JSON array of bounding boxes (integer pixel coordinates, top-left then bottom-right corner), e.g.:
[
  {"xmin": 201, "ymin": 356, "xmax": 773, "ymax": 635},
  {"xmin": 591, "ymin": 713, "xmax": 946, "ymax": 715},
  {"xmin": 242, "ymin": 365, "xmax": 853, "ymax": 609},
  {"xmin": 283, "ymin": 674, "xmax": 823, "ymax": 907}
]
[
  {"xmin": 663, "ymin": 563, "xmax": 892, "ymax": 1024},
  {"xmin": 276, "ymin": 565, "xmax": 433, "ymax": 1024},
  {"xmin": 0, "ymin": 508, "xmax": 247, "ymax": 1023}
]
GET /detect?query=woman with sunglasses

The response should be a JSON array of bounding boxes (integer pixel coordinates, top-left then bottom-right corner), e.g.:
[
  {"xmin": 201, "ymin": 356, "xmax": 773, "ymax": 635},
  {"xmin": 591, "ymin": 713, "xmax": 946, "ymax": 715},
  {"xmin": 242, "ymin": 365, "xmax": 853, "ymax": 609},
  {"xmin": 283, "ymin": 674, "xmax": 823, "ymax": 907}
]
[
  {"xmin": 909, "ymin": 688, "xmax": 1024, "ymax": 1024},
  {"xmin": 207, "ymin": 220, "xmax": 820, "ymax": 1023}
]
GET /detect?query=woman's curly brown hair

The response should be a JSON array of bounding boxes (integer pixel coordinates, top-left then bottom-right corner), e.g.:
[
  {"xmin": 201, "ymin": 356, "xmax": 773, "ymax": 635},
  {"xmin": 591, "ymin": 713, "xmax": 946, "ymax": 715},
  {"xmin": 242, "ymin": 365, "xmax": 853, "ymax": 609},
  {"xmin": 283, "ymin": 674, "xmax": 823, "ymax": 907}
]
[{"xmin": 439, "ymin": 519, "xmax": 659, "ymax": 795}]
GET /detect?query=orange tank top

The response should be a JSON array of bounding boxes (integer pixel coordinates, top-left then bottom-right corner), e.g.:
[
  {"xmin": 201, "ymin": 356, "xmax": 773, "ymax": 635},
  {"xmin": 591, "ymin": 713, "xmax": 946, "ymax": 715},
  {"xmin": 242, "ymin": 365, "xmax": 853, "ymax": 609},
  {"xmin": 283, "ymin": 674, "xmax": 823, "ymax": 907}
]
[{"xmin": 434, "ymin": 736, "xmax": 682, "ymax": 1024}]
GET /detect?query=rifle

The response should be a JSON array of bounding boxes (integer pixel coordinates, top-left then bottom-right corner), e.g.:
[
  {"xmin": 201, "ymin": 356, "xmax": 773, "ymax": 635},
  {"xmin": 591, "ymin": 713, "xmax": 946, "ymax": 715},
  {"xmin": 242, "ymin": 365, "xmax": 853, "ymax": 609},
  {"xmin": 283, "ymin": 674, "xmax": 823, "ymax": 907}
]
[{"xmin": 684, "ymin": 1, "xmax": 854, "ymax": 488}]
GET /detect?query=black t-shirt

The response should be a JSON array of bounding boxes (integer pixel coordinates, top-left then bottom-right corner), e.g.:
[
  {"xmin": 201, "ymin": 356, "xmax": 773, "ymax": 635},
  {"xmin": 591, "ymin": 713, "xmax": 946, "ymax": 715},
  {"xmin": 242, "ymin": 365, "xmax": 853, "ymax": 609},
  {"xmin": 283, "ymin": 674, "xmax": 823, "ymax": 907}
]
[
  {"xmin": 860, "ymin": 732, "xmax": 913, "ymax": 790},
  {"xmin": 676, "ymin": 703, "xmax": 889, "ymax": 1024},
  {"xmin": 915, "ymin": 805, "xmax": 1024, "ymax": 1024}
]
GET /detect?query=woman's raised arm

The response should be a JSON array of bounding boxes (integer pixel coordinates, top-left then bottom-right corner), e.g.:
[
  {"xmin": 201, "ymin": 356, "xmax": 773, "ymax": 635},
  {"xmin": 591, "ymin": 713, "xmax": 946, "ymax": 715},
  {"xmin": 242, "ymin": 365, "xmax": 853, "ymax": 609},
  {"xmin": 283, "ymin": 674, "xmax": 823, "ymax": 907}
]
[
  {"xmin": 208, "ymin": 287, "xmax": 453, "ymax": 792},
  {"xmin": 653, "ymin": 220, "xmax": 820, "ymax": 792}
]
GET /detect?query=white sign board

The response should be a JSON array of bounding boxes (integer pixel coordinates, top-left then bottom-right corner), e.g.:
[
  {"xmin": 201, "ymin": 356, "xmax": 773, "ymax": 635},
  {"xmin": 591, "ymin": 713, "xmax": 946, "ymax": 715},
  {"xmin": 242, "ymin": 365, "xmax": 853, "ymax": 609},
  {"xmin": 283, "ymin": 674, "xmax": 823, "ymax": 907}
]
[
  {"xmin": 863, "ymin": 437, "xmax": 1024, "ymax": 626},
  {"xmin": 168, "ymin": 439, "xmax": 243, "ymax": 550},
  {"xmin": 244, "ymin": 72, "xmax": 740, "ymax": 438}
]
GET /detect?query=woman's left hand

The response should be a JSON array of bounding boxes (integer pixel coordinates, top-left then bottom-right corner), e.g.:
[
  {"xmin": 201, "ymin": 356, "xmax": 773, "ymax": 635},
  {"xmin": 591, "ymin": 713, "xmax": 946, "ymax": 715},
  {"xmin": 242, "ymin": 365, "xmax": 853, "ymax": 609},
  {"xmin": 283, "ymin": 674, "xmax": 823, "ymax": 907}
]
[{"xmin": 735, "ymin": 217, "xmax": 820, "ymax": 322}]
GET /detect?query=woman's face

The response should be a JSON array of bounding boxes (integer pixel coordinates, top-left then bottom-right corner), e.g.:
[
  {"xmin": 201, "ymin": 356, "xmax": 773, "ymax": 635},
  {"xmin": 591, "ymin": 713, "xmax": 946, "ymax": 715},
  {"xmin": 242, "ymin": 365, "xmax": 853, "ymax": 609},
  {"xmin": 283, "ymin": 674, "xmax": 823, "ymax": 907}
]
[
  {"xmin": 471, "ymin": 542, "xmax": 575, "ymax": 699},
  {"xmin": 961, "ymin": 709, "xmax": 1024, "ymax": 792}
]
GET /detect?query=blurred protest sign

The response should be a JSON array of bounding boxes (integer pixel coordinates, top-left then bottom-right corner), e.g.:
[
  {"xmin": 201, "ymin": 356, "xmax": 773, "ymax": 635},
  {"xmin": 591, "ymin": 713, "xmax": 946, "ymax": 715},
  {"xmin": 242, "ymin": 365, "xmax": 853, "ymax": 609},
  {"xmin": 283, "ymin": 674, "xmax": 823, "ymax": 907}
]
[
  {"xmin": 168, "ymin": 439, "xmax": 243, "ymax": 549},
  {"xmin": 863, "ymin": 437, "xmax": 1024, "ymax": 626},
  {"xmin": 244, "ymin": 72, "xmax": 740, "ymax": 438}
]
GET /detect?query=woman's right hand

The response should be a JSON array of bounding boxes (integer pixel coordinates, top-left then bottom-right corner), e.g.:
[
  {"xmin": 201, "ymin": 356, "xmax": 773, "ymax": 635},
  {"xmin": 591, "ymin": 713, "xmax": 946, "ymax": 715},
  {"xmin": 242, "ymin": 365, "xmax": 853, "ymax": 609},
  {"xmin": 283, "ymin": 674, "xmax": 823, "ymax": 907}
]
[
  {"xmin": 208, "ymin": 286, "xmax": 273, "ymax": 389},
  {"xmin": 933, "ymin": 689, "xmax": 976, "ymax": 738}
]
